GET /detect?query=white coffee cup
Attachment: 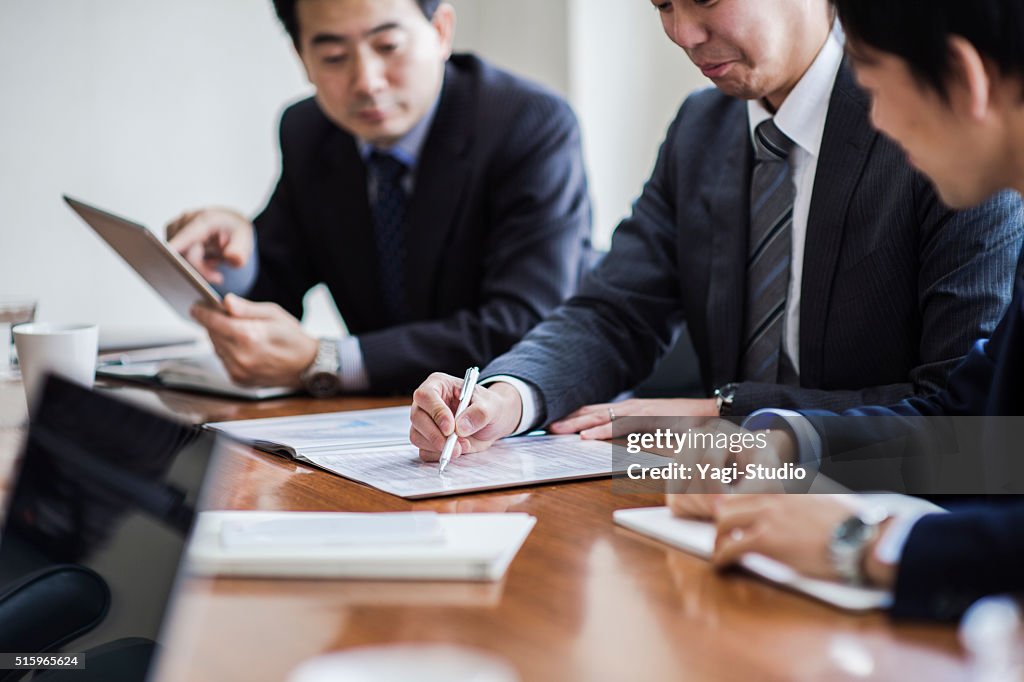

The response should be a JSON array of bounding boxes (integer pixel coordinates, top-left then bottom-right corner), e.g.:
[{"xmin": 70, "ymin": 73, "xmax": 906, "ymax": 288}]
[{"xmin": 13, "ymin": 323, "xmax": 98, "ymax": 409}]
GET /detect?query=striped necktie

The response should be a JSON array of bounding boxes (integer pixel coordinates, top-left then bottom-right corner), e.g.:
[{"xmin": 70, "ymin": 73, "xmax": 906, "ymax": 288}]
[
  {"xmin": 367, "ymin": 150, "xmax": 409, "ymax": 324},
  {"xmin": 741, "ymin": 119, "xmax": 797, "ymax": 383}
]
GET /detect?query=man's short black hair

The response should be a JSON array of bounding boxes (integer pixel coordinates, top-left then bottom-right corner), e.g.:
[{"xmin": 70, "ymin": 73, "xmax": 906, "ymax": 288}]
[
  {"xmin": 833, "ymin": 0, "xmax": 1024, "ymax": 99},
  {"xmin": 272, "ymin": 0, "xmax": 442, "ymax": 48}
]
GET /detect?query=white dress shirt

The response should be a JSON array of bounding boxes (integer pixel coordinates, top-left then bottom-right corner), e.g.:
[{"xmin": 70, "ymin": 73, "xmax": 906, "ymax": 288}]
[{"xmin": 746, "ymin": 29, "xmax": 843, "ymax": 373}]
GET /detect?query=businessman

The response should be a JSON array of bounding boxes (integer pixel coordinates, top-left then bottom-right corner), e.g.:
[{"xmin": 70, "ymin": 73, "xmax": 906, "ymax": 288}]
[
  {"xmin": 694, "ymin": 0, "xmax": 1024, "ymax": 622},
  {"xmin": 409, "ymin": 0, "xmax": 1022, "ymax": 457},
  {"xmin": 167, "ymin": 0, "xmax": 591, "ymax": 395}
]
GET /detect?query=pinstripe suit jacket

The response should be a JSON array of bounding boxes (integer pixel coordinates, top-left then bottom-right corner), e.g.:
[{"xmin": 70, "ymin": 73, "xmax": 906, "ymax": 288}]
[
  {"xmin": 247, "ymin": 54, "xmax": 592, "ymax": 393},
  {"xmin": 484, "ymin": 61, "xmax": 1024, "ymax": 422}
]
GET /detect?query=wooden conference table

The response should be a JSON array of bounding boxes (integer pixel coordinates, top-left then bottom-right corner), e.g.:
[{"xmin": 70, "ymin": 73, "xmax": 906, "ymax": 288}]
[{"xmin": 4, "ymin": 380, "xmax": 971, "ymax": 681}]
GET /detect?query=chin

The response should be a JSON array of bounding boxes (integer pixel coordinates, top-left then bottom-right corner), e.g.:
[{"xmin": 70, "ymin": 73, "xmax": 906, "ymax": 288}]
[{"xmin": 935, "ymin": 183, "xmax": 988, "ymax": 210}]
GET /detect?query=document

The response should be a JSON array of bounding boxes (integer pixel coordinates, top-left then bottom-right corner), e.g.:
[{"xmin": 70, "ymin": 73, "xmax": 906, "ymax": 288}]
[
  {"xmin": 302, "ymin": 436, "xmax": 669, "ymax": 499},
  {"xmin": 208, "ymin": 405, "xmax": 413, "ymax": 456}
]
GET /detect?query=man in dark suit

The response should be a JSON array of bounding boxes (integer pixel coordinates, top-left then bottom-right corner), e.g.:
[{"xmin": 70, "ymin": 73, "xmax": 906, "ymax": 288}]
[
  {"xmin": 167, "ymin": 0, "xmax": 591, "ymax": 395},
  {"xmin": 697, "ymin": 0, "xmax": 1024, "ymax": 622},
  {"xmin": 409, "ymin": 1, "xmax": 1022, "ymax": 455}
]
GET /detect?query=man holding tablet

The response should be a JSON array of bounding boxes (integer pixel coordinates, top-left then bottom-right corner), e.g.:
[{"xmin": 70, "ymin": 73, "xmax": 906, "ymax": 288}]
[{"xmin": 167, "ymin": 0, "xmax": 591, "ymax": 396}]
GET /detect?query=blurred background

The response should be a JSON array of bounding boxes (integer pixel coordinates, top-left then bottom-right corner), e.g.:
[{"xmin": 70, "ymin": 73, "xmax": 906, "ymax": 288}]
[{"xmin": 0, "ymin": 0, "xmax": 706, "ymax": 334}]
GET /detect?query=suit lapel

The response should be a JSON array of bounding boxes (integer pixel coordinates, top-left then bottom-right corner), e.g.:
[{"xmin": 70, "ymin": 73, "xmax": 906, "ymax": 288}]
[
  {"xmin": 799, "ymin": 60, "xmax": 876, "ymax": 385},
  {"xmin": 315, "ymin": 130, "xmax": 382, "ymax": 321},
  {"xmin": 404, "ymin": 63, "xmax": 474, "ymax": 318},
  {"xmin": 704, "ymin": 102, "xmax": 753, "ymax": 385}
]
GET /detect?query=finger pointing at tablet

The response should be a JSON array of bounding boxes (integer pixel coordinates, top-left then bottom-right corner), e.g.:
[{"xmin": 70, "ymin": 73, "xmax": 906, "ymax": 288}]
[{"xmin": 166, "ymin": 208, "xmax": 254, "ymax": 285}]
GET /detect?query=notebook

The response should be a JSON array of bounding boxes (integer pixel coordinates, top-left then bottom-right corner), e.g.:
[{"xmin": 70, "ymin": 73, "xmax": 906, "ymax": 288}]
[
  {"xmin": 187, "ymin": 511, "xmax": 536, "ymax": 581},
  {"xmin": 614, "ymin": 494, "xmax": 945, "ymax": 612},
  {"xmin": 0, "ymin": 374, "xmax": 227, "ymax": 681}
]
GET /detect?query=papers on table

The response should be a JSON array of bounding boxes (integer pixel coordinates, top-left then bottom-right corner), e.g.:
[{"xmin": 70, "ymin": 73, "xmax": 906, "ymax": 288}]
[
  {"xmin": 207, "ymin": 406, "xmax": 413, "ymax": 456},
  {"xmin": 187, "ymin": 511, "xmax": 536, "ymax": 581},
  {"xmin": 209, "ymin": 407, "xmax": 669, "ymax": 498},
  {"xmin": 299, "ymin": 435, "xmax": 668, "ymax": 499},
  {"xmin": 613, "ymin": 495, "xmax": 945, "ymax": 612}
]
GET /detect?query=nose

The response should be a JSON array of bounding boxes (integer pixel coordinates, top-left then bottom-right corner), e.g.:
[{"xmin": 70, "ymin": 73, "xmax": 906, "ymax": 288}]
[
  {"xmin": 667, "ymin": 9, "xmax": 709, "ymax": 49},
  {"xmin": 352, "ymin": 48, "xmax": 387, "ymax": 95}
]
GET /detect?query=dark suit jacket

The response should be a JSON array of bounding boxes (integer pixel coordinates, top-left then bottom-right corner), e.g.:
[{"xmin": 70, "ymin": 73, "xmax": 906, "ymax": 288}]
[
  {"xmin": 484, "ymin": 61, "xmax": 1023, "ymax": 422},
  {"xmin": 247, "ymin": 54, "xmax": 591, "ymax": 393},
  {"xmin": 803, "ymin": 260, "xmax": 1024, "ymax": 620},
  {"xmin": 892, "ymin": 503, "xmax": 1024, "ymax": 621}
]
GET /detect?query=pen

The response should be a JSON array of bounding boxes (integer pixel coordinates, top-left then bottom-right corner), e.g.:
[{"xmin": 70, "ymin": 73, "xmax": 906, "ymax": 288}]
[{"xmin": 438, "ymin": 366, "xmax": 480, "ymax": 475}]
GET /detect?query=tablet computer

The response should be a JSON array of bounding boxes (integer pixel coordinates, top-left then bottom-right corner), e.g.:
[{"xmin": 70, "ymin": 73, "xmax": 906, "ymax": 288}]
[{"xmin": 64, "ymin": 195, "xmax": 224, "ymax": 319}]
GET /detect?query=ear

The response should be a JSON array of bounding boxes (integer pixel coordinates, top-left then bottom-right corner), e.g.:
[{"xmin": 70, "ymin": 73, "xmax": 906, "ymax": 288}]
[
  {"xmin": 431, "ymin": 3, "xmax": 457, "ymax": 60},
  {"xmin": 948, "ymin": 35, "xmax": 991, "ymax": 121}
]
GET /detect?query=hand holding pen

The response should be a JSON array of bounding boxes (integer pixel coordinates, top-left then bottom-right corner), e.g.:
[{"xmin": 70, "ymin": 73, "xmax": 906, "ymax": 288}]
[
  {"xmin": 409, "ymin": 369, "xmax": 525, "ymax": 467},
  {"xmin": 438, "ymin": 367, "xmax": 480, "ymax": 474}
]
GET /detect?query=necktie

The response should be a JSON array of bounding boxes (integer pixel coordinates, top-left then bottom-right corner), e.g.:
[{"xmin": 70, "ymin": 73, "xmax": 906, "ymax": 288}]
[
  {"xmin": 367, "ymin": 150, "xmax": 409, "ymax": 324},
  {"xmin": 741, "ymin": 119, "xmax": 797, "ymax": 383}
]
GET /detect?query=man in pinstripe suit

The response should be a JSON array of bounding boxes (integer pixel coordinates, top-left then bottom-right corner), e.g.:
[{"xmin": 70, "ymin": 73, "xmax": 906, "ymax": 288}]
[{"xmin": 410, "ymin": 0, "xmax": 1024, "ymax": 461}]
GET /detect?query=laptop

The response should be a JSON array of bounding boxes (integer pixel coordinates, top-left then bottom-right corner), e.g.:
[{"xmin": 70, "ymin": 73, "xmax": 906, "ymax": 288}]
[{"xmin": 0, "ymin": 375, "xmax": 225, "ymax": 681}]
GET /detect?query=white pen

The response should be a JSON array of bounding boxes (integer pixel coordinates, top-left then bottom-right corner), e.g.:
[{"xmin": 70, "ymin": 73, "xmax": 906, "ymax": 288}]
[{"xmin": 438, "ymin": 366, "xmax": 480, "ymax": 475}]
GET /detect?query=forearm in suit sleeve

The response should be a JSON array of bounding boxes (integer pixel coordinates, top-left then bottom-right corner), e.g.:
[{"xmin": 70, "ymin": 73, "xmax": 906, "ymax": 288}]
[
  {"xmin": 731, "ymin": 188, "xmax": 1023, "ymax": 415},
  {"xmin": 890, "ymin": 504, "xmax": 1024, "ymax": 621},
  {"xmin": 358, "ymin": 96, "xmax": 591, "ymax": 392},
  {"xmin": 482, "ymin": 115, "xmax": 688, "ymax": 425}
]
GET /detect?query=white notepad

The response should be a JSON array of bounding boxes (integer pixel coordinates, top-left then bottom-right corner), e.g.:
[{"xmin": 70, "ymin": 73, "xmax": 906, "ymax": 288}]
[
  {"xmin": 187, "ymin": 511, "xmax": 536, "ymax": 581},
  {"xmin": 614, "ymin": 495, "xmax": 944, "ymax": 612}
]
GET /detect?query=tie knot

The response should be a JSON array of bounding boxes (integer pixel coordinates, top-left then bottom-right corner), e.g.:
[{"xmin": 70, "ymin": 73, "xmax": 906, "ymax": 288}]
[
  {"xmin": 753, "ymin": 119, "xmax": 796, "ymax": 162},
  {"xmin": 368, "ymin": 150, "xmax": 407, "ymax": 182}
]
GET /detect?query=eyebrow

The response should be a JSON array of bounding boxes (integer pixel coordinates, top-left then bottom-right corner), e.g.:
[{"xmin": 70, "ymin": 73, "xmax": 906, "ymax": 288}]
[{"xmin": 309, "ymin": 22, "xmax": 402, "ymax": 47}]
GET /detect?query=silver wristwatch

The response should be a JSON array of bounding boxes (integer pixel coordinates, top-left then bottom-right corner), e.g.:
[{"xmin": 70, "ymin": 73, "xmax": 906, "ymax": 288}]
[
  {"xmin": 829, "ymin": 508, "xmax": 888, "ymax": 584},
  {"xmin": 301, "ymin": 338, "xmax": 341, "ymax": 398},
  {"xmin": 714, "ymin": 383, "xmax": 738, "ymax": 416}
]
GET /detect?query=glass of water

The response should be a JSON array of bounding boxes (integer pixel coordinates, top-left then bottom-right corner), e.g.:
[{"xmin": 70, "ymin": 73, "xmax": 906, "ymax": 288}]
[{"xmin": 0, "ymin": 298, "xmax": 37, "ymax": 379}]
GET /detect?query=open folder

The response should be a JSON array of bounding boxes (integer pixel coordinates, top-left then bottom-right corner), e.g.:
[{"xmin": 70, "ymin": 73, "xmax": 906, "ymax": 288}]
[
  {"xmin": 187, "ymin": 511, "xmax": 536, "ymax": 581},
  {"xmin": 208, "ymin": 408, "xmax": 670, "ymax": 499},
  {"xmin": 614, "ymin": 494, "xmax": 944, "ymax": 612}
]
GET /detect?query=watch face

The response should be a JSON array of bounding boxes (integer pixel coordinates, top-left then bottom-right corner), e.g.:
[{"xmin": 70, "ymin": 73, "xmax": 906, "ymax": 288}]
[{"xmin": 306, "ymin": 372, "xmax": 340, "ymax": 398}]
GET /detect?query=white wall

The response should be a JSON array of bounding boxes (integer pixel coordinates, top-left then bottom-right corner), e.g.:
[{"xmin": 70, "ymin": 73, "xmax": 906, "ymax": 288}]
[
  {"xmin": 0, "ymin": 0, "xmax": 709, "ymax": 333},
  {"xmin": 0, "ymin": 1, "xmax": 310, "ymax": 332}
]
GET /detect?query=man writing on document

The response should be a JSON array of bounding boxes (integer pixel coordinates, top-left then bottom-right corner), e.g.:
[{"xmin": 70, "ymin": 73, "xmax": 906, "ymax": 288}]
[
  {"xmin": 409, "ymin": 0, "xmax": 1022, "ymax": 459},
  {"xmin": 166, "ymin": 0, "xmax": 591, "ymax": 395}
]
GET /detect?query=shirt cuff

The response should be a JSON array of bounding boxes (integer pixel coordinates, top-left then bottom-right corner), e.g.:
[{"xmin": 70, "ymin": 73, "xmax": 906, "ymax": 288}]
[
  {"xmin": 479, "ymin": 375, "xmax": 541, "ymax": 435},
  {"xmin": 873, "ymin": 512, "xmax": 929, "ymax": 566},
  {"xmin": 743, "ymin": 408, "xmax": 824, "ymax": 466},
  {"xmin": 337, "ymin": 336, "xmax": 370, "ymax": 392},
  {"xmin": 213, "ymin": 235, "xmax": 259, "ymax": 297}
]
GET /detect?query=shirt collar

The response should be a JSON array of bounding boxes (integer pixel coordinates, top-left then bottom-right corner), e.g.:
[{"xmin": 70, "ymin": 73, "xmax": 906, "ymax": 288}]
[
  {"xmin": 747, "ymin": 27, "xmax": 844, "ymax": 159},
  {"xmin": 357, "ymin": 89, "xmax": 442, "ymax": 169}
]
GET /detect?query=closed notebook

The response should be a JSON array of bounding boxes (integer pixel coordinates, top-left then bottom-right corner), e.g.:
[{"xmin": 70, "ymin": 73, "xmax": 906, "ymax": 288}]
[
  {"xmin": 614, "ymin": 495, "xmax": 944, "ymax": 612},
  {"xmin": 187, "ymin": 511, "xmax": 536, "ymax": 582}
]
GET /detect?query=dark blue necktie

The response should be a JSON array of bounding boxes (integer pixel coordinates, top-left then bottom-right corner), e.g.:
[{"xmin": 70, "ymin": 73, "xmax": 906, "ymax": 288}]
[
  {"xmin": 367, "ymin": 150, "xmax": 409, "ymax": 324},
  {"xmin": 742, "ymin": 119, "xmax": 797, "ymax": 383}
]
